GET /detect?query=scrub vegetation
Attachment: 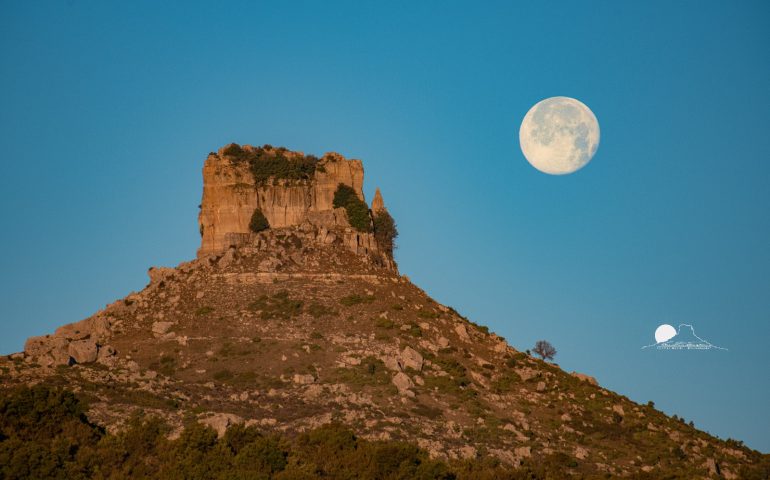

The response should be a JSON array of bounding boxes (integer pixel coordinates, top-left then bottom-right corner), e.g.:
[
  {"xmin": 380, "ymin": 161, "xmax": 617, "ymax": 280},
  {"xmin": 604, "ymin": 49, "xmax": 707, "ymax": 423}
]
[
  {"xmin": 223, "ymin": 143, "xmax": 319, "ymax": 185},
  {"xmin": 0, "ymin": 385, "xmax": 628, "ymax": 480}
]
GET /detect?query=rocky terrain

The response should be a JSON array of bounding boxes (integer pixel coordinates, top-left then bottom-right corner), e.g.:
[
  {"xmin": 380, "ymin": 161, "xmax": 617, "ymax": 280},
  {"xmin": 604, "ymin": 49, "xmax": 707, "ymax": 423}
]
[{"xmin": 2, "ymin": 144, "xmax": 768, "ymax": 479}]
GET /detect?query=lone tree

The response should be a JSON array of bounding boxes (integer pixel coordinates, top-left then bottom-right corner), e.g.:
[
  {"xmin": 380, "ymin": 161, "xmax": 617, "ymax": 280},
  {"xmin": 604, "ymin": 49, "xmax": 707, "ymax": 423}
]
[
  {"xmin": 533, "ymin": 340, "xmax": 556, "ymax": 361},
  {"xmin": 373, "ymin": 210, "xmax": 398, "ymax": 257}
]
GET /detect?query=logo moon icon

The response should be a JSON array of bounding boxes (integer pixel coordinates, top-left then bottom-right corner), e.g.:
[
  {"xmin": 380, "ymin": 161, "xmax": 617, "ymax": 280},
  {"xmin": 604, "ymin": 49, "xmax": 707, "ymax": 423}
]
[{"xmin": 654, "ymin": 324, "xmax": 677, "ymax": 343}]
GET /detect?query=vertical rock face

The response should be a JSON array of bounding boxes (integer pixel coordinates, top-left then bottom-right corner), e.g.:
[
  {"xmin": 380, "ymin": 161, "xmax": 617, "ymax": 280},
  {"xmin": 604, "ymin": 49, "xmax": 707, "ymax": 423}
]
[{"xmin": 198, "ymin": 145, "xmax": 366, "ymax": 257}]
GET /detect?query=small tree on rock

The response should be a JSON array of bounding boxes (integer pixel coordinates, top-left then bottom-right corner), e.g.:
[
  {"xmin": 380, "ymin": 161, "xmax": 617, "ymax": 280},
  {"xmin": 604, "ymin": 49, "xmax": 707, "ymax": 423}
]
[
  {"xmin": 373, "ymin": 210, "xmax": 398, "ymax": 257},
  {"xmin": 249, "ymin": 208, "xmax": 269, "ymax": 233},
  {"xmin": 533, "ymin": 340, "xmax": 556, "ymax": 361},
  {"xmin": 332, "ymin": 184, "xmax": 372, "ymax": 233}
]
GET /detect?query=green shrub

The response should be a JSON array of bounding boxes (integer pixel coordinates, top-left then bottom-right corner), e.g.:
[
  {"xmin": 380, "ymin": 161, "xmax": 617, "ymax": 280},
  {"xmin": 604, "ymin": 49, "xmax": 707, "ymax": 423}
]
[
  {"xmin": 376, "ymin": 318, "xmax": 395, "ymax": 329},
  {"xmin": 233, "ymin": 434, "xmax": 287, "ymax": 473},
  {"xmin": 332, "ymin": 184, "xmax": 358, "ymax": 209},
  {"xmin": 221, "ymin": 143, "xmax": 319, "ymax": 185},
  {"xmin": 491, "ymin": 372, "xmax": 521, "ymax": 394},
  {"xmin": 222, "ymin": 143, "xmax": 245, "ymax": 158},
  {"xmin": 196, "ymin": 306, "xmax": 214, "ymax": 316},
  {"xmin": 331, "ymin": 357, "xmax": 390, "ymax": 389},
  {"xmin": 213, "ymin": 369, "xmax": 234, "ymax": 381},
  {"xmin": 333, "ymin": 184, "xmax": 372, "ymax": 232},
  {"xmin": 339, "ymin": 294, "xmax": 375, "ymax": 306},
  {"xmin": 248, "ymin": 291, "xmax": 303, "ymax": 320},
  {"xmin": 249, "ymin": 207, "xmax": 269, "ymax": 233},
  {"xmin": 373, "ymin": 209, "xmax": 398, "ymax": 256},
  {"xmin": 405, "ymin": 322, "xmax": 422, "ymax": 337},
  {"xmin": 418, "ymin": 309, "xmax": 439, "ymax": 319},
  {"xmin": 250, "ymin": 151, "xmax": 317, "ymax": 184},
  {"xmin": 345, "ymin": 199, "xmax": 372, "ymax": 232},
  {"xmin": 412, "ymin": 403, "xmax": 443, "ymax": 419},
  {"xmin": 149, "ymin": 355, "xmax": 177, "ymax": 376},
  {"xmin": 307, "ymin": 303, "xmax": 336, "ymax": 318}
]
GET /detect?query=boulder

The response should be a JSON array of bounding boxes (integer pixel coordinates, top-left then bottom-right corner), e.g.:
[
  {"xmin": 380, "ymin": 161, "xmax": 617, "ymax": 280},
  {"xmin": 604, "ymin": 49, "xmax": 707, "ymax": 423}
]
[
  {"xmin": 258, "ymin": 257, "xmax": 282, "ymax": 272},
  {"xmin": 24, "ymin": 335, "xmax": 56, "ymax": 358},
  {"xmin": 455, "ymin": 324, "xmax": 470, "ymax": 341},
  {"xmin": 293, "ymin": 374, "xmax": 315, "ymax": 385},
  {"xmin": 399, "ymin": 346, "xmax": 424, "ymax": 371},
  {"xmin": 217, "ymin": 248, "xmax": 237, "ymax": 268},
  {"xmin": 514, "ymin": 446, "xmax": 532, "ymax": 459},
  {"xmin": 392, "ymin": 372, "xmax": 414, "ymax": 396},
  {"xmin": 199, "ymin": 413, "xmax": 244, "ymax": 438},
  {"xmin": 458, "ymin": 445, "xmax": 477, "ymax": 459},
  {"xmin": 148, "ymin": 266, "xmax": 175, "ymax": 284},
  {"xmin": 68, "ymin": 339, "xmax": 98, "ymax": 364},
  {"xmin": 382, "ymin": 355, "xmax": 401, "ymax": 372},
  {"xmin": 703, "ymin": 458, "xmax": 720, "ymax": 477},
  {"xmin": 97, "ymin": 344, "xmax": 117, "ymax": 363},
  {"xmin": 152, "ymin": 322, "xmax": 174, "ymax": 336},
  {"xmin": 575, "ymin": 446, "xmax": 589, "ymax": 460},
  {"xmin": 24, "ymin": 336, "xmax": 72, "ymax": 366}
]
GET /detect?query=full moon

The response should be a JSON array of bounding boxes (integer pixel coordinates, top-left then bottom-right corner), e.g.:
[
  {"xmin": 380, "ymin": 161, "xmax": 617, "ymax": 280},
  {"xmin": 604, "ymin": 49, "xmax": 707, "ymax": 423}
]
[
  {"xmin": 519, "ymin": 96, "xmax": 600, "ymax": 175},
  {"xmin": 654, "ymin": 324, "xmax": 677, "ymax": 343}
]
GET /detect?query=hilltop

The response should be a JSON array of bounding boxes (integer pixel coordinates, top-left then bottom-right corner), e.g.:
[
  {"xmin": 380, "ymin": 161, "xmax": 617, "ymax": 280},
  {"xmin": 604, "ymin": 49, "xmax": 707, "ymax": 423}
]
[{"xmin": 1, "ymin": 144, "xmax": 768, "ymax": 479}]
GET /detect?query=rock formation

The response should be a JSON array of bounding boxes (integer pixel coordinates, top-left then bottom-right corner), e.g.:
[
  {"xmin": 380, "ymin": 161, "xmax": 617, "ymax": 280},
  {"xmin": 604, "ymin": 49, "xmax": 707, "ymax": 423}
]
[
  {"xmin": 371, "ymin": 187, "xmax": 386, "ymax": 213},
  {"xmin": 23, "ymin": 314, "xmax": 117, "ymax": 367},
  {"xmin": 198, "ymin": 144, "xmax": 391, "ymax": 269}
]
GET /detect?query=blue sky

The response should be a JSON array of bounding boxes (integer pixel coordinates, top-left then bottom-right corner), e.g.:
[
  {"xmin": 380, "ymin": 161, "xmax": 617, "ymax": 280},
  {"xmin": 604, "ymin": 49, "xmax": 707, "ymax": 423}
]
[{"xmin": 1, "ymin": 1, "xmax": 768, "ymax": 451}]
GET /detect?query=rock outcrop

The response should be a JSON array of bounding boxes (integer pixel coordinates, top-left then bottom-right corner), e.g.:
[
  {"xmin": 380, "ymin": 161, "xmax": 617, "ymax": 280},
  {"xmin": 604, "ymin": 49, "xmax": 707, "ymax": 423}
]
[
  {"xmin": 24, "ymin": 315, "xmax": 116, "ymax": 367},
  {"xmin": 371, "ymin": 187, "xmax": 386, "ymax": 213},
  {"xmin": 198, "ymin": 145, "xmax": 384, "ymax": 258}
]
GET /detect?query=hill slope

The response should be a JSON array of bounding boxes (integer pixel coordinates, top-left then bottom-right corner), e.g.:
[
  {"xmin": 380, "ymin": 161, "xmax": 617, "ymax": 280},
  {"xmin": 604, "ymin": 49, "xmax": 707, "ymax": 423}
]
[{"xmin": 2, "ymin": 145, "xmax": 767, "ymax": 479}]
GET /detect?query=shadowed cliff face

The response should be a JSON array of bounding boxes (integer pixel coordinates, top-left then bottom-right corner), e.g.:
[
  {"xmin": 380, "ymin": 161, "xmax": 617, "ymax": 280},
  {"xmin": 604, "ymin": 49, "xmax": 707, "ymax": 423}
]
[{"xmin": 198, "ymin": 145, "xmax": 366, "ymax": 257}]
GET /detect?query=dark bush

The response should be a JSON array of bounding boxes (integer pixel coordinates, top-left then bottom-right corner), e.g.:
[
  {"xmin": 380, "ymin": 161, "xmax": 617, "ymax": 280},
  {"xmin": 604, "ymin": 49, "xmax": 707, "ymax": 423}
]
[
  {"xmin": 213, "ymin": 369, "xmax": 234, "ymax": 381},
  {"xmin": 345, "ymin": 199, "xmax": 372, "ymax": 232},
  {"xmin": 333, "ymin": 183, "xmax": 372, "ymax": 232},
  {"xmin": 249, "ymin": 207, "xmax": 270, "ymax": 233},
  {"xmin": 222, "ymin": 143, "xmax": 245, "ymax": 158},
  {"xmin": 332, "ymin": 184, "xmax": 359, "ymax": 209},
  {"xmin": 373, "ymin": 209, "xmax": 398, "ymax": 256},
  {"xmin": 339, "ymin": 293, "xmax": 375, "ymax": 306},
  {"xmin": 221, "ymin": 143, "xmax": 319, "ymax": 185},
  {"xmin": 233, "ymin": 435, "xmax": 287, "ymax": 473},
  {"xmin": 248, "ymin": 291, "xmax": 303, "ymax": 320}
]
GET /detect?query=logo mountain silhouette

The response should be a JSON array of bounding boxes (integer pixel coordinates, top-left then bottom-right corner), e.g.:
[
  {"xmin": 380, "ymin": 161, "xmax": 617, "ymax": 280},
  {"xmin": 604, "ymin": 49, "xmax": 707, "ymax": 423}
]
[{"xmin": 642, "ymin": 324, "xmax": 727, "ymax": 350}]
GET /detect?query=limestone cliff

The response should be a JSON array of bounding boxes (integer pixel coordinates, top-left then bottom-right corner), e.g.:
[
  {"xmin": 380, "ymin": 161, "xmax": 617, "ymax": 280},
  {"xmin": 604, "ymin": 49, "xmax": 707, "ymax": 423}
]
[{"xmin": 198, "ymin": 145, "xmax": 390, "ymax": 268}]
